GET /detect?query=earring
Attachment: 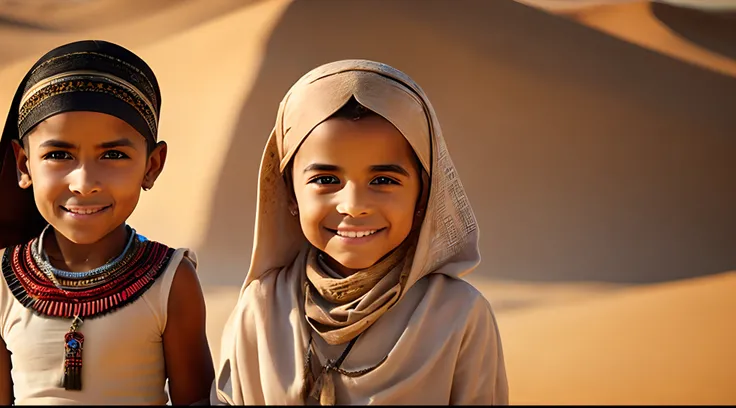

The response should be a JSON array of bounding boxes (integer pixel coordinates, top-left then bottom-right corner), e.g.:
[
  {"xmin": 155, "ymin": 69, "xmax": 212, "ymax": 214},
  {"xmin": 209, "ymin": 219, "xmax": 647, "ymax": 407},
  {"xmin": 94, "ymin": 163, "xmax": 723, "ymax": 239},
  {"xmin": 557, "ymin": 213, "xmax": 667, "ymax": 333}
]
[
  {"xmin": 290, "ymin": 208, "xmax": 299, "ymax": 216},
  {"xmin": 416, "ymin": 209, "xmax": 423, "ymax": 216},
  {"xmin": 142, "ymin": 175, "xmax": 153, "ymax": 191}
]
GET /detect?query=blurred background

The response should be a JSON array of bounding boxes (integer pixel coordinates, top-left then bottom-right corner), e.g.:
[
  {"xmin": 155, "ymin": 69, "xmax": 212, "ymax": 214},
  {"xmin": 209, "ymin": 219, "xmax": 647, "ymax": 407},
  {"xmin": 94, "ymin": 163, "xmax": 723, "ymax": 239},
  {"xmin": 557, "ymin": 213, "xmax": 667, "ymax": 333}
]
[{"xmin": 1, "ymin": 0, "xmax": 735, "ymax": 404}]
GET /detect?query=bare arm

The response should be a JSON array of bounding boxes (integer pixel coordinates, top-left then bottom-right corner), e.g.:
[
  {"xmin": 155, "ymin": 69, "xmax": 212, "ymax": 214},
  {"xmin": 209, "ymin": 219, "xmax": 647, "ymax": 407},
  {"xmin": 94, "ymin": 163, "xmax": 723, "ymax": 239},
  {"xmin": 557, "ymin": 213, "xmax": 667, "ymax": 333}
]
[
  {"xmin": 162, "ymin": 256, "xmax": 215, "ymax": 405},
  {"xmin": 0, "ymin": 336, "xmax": 12, "ymax": 405},
  {"xmin": 0, "ymin": 249, "xmax": 12, "ymax": 405}
]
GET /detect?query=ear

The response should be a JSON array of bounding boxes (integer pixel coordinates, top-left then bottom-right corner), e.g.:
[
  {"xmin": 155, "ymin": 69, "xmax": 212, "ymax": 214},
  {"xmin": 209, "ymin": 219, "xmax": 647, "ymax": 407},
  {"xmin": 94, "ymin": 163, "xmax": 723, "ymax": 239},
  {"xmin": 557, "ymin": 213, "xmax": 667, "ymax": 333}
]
[
  {"xmin": 286, "ymin": 184, "xmax": 299, "ymax": 217},
  {"xmin": 418, "ymin": 170, "xmax": 430, "ymax": 210},
  {"xmin": 142, "ymin": 141, "xmax": 168, "ymax": 191},
  {"xmin": 11, "ymin": 139, "xmax": 32, "ymax": 189},
  {"xmin": 412, "ymin": 170, "xmax": 430, "ymax": 228},
  {"xmin": 287, "ymin": 198, "xmax": 299, "ymax": 217},
  {"xmin": 283, "ymin": 163, "xmax": 299, "ymax": 216}
]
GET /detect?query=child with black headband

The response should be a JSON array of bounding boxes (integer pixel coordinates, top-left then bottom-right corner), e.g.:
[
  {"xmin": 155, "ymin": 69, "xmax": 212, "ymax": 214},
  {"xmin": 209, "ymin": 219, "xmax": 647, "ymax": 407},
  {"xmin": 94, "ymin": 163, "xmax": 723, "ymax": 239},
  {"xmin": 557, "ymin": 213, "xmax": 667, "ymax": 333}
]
[{"xmin": 0, "ymin": 40, "xmax": 214, "ymax": 405}]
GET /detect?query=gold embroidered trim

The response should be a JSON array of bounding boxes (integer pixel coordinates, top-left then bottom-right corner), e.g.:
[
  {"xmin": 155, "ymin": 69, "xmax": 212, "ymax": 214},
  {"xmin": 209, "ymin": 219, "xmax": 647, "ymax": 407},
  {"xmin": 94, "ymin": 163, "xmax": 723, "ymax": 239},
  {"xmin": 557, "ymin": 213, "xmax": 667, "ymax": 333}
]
[
  {"xmin": 18, "ymin": 71, "xmax": 157, "ymax": 137},
  {"xmin": 21, "ymin": 70, "xmax": 157, "ymax": 117},
  {"xmin": 27, "ymin": 51, "xmax": 158, "ymax": 108}
]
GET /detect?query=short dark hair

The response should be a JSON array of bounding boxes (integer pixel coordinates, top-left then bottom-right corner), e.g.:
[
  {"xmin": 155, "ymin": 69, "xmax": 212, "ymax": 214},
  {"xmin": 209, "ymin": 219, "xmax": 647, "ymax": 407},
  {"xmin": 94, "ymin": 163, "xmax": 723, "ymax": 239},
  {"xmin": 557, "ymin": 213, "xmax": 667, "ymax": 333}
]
[
  {"xmin": 331, "ymin": 97, "xmax": 424, "ymax": 174},
  {"xmin": 330, "ymin": 97, "xmax": 376, "ymax": 121}
]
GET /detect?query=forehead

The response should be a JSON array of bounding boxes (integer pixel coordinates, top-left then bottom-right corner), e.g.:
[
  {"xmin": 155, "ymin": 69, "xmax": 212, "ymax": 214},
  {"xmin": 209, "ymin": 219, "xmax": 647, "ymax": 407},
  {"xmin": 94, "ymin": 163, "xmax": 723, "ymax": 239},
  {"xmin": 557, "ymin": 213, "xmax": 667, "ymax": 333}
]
[
  {"xmin": 25, "ymin": 111, "xmax": 145, "ymax": 146},
  {"xmin": 295, "ymin": 115, "xmax": 417, "ymax": 167}
]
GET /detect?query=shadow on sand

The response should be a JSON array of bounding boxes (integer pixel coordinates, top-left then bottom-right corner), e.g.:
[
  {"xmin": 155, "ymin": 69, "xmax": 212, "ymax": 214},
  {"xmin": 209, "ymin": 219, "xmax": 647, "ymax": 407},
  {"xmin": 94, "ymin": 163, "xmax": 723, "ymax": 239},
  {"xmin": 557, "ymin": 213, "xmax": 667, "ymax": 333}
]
[
  {"xmin": 651, "ymin": 2, "xmax": 736, "ymax": 62},
  {"xmin": 197, "ymin": 0, "xmax": 736, "ymax": 286},
  {"xmin": 0, "ymin": 0, "xmax": 261, "ymax": 68}
]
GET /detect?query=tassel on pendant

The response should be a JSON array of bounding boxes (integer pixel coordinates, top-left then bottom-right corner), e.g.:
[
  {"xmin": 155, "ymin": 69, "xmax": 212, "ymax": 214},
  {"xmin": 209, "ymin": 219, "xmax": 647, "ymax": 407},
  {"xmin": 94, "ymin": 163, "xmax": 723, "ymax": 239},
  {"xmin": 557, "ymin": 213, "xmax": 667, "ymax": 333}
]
[
  {"xmin": 62, "ymin": 316, "xmax": 84, "ymax": 391},
  {"xmin": 308, "ymin": 363, "xmax": 336, "ymax": 406},
  {"xmin": 308, "ymin": 368, "xmax": 325, "ymax": 402},
  {"xmin": 319, "ymin": 370, "xmax": 335, "ymax": 406},
  {"xmin": 301, "ymin": 343, "xmax": 315, "ymax": 402},
  {"xmin": 304, "ymin": 335, "xmax": 358, "ymax": 405}
]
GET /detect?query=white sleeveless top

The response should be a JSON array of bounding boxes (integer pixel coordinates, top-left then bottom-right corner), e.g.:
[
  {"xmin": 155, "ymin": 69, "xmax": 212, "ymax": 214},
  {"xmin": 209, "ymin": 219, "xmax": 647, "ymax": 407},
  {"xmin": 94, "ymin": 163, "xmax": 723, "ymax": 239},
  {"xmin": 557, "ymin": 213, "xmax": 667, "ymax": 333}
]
[{"xmin": 0, "ymin": 247, "xmax": 195, "ymax": 405}]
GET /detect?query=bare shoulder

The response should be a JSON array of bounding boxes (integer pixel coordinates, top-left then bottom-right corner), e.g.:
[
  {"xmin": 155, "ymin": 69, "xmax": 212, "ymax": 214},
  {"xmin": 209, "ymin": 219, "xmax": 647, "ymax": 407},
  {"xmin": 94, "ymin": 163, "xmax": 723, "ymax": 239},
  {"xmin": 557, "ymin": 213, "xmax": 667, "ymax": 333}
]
[
  {"xmin": 172, "ymin": 255, "xmax": 202, "ymax": 294},
  {"xmin": 166, "ymin": 253, "xmax": 206, "ymax": 319}
]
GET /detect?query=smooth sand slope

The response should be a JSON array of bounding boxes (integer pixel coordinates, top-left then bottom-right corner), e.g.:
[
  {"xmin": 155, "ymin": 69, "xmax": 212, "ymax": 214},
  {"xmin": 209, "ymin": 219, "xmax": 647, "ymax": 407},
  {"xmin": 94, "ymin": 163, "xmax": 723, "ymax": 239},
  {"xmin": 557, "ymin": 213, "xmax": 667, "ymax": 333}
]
[
  {"xmin": 1, "ymin": 0, "xmax": 734, "ymax": 404},
  {"xmin": 0, "ymin": 0, "xmax": 252, "ymax": 67},
  {"xmin": 519, "ymin": 0, "xmax": 736, "ymax": 77},
  {"xmin": 497, "ymin": 270, "xmax": 736, "ymax": 405}
]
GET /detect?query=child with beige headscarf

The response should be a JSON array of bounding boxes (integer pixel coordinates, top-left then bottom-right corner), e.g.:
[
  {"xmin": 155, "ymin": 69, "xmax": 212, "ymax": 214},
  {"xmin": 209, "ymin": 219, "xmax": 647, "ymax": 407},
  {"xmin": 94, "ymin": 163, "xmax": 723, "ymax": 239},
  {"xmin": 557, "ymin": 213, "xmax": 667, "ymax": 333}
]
[{"xmin": 213, "ymin": 60, "xmax": 508, "ymax": 405}]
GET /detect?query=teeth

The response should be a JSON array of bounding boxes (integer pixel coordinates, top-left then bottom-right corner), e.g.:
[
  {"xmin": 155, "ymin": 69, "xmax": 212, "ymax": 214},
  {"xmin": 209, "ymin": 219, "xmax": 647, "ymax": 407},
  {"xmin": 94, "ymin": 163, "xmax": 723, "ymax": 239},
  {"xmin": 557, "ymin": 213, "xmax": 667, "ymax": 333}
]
[
  {"xmin": 67, "ymin": 207, "xmax": 104, "ymax": 215},
  {"xmin": 336, "ymin": 230, "xmax": 377, "ymax": 238}
]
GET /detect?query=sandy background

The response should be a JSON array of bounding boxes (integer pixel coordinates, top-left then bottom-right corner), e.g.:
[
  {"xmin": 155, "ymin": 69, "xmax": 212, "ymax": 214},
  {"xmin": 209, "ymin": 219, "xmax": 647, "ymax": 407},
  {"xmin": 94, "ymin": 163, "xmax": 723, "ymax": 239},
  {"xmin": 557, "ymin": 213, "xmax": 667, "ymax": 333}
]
[{"xmin": 1, "ymin": 0, "xmax": 735, "ymax": 404}]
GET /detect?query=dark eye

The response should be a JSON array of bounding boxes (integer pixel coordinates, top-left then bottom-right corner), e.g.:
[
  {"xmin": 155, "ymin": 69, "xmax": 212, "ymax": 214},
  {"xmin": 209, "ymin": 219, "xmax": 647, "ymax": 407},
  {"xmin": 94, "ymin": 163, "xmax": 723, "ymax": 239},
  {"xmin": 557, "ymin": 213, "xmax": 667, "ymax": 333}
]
[
  {"xmin": 102, "ymin": 150, "xmax": 129, "ymax": 160},
  {"xmin": 43, "ymin": 151, "xmax": 72, "ymax": 161},
  {"xmin": 371, "ymin": 176, "xmax": 399, "ymax": 185},
  {"xmin": 309, "ymin": 176, "xmax": 340, "ymax": 185}
]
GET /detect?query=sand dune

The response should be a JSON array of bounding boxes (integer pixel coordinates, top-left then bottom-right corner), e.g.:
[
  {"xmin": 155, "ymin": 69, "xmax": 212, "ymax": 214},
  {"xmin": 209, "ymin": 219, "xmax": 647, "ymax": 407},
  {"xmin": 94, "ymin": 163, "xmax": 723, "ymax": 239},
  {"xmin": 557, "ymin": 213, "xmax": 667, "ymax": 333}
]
[
  {"xmin": 522, "ymin": 0, "xmax": 736, "ymax": 77},
  {"xmin": 497, "ymin": 271, "xmax": 736, "ymax": 405},
  {"xmin": 1, "ymin": 0, "xmax": 735, "ymax": 404},
  {"xmin": 190, "ymin": 0, "xmax": 736, "ymax": 285},
  {"xmin": 516, "ymin": 0, "xmax": 736, "ymax": 13},
  {"xmin": 0, "ymin": 0, "xmax": 252, "ymax": 67},
  {"xmin": 3, "ymin": 0, "xmax": 735, "ymax": 286}
]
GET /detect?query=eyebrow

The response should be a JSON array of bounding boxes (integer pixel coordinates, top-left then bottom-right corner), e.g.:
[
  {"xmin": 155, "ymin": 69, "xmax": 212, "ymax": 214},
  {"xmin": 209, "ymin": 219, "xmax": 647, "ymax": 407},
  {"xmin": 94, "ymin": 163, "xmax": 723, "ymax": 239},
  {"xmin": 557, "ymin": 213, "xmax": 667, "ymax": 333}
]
[
  {"xmin": 370, "ymin": 164, "xmax": 410, "ymax": 177},
  {"xmin": 37, "ymin": 138, "xmax": 136, "ymax": 150},
  {"xmin": 303, "ymin": 163, "xmax": 339, "ymax": 173},
  {"xmin": 99, "ymin": 138, "xmax": 136, "ymax": 149},
  {"xmin": 302, "ymin": 163, "xmax": 410, "ymax": 177},
  {"xmin": 38, "ymin": 140, "xmax": 76, "ymax": 149}
]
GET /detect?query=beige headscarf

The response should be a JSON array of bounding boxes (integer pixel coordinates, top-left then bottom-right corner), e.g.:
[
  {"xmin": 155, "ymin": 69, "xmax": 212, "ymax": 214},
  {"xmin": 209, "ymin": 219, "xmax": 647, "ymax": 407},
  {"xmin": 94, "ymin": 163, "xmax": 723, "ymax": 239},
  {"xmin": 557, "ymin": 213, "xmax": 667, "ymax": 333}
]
[
  {"xmin": 243, "ymin": 59, "xmax": 478, "ymax": 296},
  {"xmin": 215, "ymin": 60, "xmax": 507, "ymax": 405}
]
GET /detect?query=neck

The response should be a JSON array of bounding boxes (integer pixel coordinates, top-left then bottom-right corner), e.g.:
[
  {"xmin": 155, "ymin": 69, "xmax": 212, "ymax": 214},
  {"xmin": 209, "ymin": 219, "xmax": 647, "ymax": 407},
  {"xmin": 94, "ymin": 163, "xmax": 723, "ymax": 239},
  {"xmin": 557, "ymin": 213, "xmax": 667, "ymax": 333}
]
[
  {"xmin": 323, "ymin": 256, "xmax": 360, "ymax": 278},
  {"xmin": 44, "ymin": 224, "xmax": 130, "ymax": 272}
]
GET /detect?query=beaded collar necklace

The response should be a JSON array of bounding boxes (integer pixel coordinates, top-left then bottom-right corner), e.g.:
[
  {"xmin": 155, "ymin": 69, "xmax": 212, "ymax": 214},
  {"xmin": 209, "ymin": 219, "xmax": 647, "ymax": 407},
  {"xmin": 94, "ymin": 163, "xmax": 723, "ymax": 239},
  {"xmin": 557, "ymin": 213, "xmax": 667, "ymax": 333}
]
[{"xmin": 34, "ymin": 223, "xmax": 137, "ymax": 282}]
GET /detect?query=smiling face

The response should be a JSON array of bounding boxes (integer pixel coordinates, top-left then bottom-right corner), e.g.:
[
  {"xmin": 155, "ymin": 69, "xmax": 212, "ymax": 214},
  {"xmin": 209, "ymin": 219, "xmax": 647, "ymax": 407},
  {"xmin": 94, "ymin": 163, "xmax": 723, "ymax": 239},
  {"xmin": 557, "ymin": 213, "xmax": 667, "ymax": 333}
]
[
  {"xmin": 290, "ymin": 114, "xmax": 423, "ymax": 275},
  {"xmin": 12, "ymin": 111, "xmax": 166, "ymax": 245}
]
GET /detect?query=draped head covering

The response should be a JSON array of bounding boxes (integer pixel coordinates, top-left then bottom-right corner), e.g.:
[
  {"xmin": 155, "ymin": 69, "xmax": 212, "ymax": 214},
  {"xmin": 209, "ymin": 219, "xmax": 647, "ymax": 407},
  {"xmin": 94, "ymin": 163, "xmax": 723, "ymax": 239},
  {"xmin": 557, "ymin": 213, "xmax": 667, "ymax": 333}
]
[
  {"xmin": 215, "ymin": 60, "xmax": 508, "ymax": 406},
  {"xmin": 0, "ymin": 40, "xmax": 162, "ymax": 249},
  {"xmin": 244, "ymin": 59, "xmax": 480, "ymax": 295}
]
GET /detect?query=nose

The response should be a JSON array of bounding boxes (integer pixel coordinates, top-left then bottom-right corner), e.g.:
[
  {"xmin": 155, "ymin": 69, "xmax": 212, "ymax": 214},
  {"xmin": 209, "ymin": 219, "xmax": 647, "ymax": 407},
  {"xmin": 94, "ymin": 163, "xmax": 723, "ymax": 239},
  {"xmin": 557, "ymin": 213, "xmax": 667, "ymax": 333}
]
[
  {"xmin": 335, "ymin": 183, "xmax": 373, "ymax": 218},
  {"xmin": 68, "ymin": 165, "xmax": 102, "ymax": 196}
]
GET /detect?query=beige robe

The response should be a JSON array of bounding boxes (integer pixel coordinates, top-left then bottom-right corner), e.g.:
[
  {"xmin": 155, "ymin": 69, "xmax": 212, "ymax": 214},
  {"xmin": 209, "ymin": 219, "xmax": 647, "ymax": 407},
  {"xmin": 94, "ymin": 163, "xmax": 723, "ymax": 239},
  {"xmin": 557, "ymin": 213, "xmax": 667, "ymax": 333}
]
[{"xmin": 213, "ymin": 60, "xmax": 509, "ymax": 405}]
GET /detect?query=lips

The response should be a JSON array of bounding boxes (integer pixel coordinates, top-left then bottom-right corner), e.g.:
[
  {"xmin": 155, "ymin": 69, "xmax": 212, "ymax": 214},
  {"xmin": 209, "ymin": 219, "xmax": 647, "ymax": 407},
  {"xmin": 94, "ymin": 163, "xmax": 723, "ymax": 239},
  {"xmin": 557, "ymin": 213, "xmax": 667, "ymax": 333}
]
[{"xmin": 61, "ymin": 205, "xmax": 111, "ymax": 215}]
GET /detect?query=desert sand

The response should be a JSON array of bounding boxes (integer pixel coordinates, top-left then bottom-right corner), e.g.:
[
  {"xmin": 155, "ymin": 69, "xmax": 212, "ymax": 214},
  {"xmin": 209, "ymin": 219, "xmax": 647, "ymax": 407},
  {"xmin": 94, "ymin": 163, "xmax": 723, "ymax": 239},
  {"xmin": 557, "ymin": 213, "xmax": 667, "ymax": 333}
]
[
  {"xmin": 1, "ymin": 0, "xmax": 735, "ymax": 404},
  {"xmin": 520, "ymin": 0, "xmax": 736, "ymax": 77}
]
